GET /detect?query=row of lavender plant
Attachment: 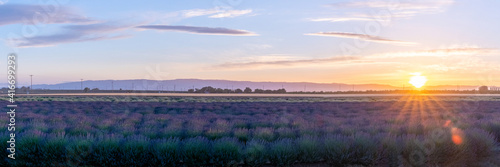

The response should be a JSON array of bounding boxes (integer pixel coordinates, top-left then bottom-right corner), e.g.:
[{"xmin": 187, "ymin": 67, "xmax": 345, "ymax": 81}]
[
  {"xmin": 1, "ymin": 101, "xmax": 499, "ymax": 141},
  {"xmin": 1, "ymin": 127, "xmax": 497, "ymax": 166}
]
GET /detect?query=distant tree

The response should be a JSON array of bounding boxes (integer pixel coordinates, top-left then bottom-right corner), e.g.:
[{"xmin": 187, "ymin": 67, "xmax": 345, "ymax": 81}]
[
  {"xmin": 244, "ymin": 87, "xmax": 252, "ymax": 93},
  {"xmin": 276, "ymin": 88, "xmax": 286, "ymax": 93},
  {"xmin": 478, "ymin": 86, "xmax": 489, "ymax": 93},
  {"xmin": 198, "ymin": 86, "xmax": 216, "ymax": 93},
  {"xmin": 91, "ymin": 88, "xmax": 99, "ymax": 91},
  {"xmin": 235, "ymin": 88, "xmax": 243, "ymax": 93},
  {"xmin": 83, "ymin": 87, "xmax": 90, "ymax": 93},
  {"xmin": 215, "ymin": 88, "xmax": 224, "ymax": 93},
  {"xmin": 223, "ymin": 89, "xmax": 233, "ymax": 93},
  {"xmin": 191, "ymin": 86, "xmax": 284, "ymax": 94},
  {"xmin": 254, "ymin": 89, "xmax": 264, "ymax": 93}
]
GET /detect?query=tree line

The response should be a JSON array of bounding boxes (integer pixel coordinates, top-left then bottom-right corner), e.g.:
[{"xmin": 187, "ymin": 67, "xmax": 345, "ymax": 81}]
[{"xmin": 187, "ymin": 86, "xmax": 287, "ymax": 93}]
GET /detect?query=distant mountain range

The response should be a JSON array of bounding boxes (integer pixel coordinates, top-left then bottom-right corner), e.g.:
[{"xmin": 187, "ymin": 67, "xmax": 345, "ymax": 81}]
[{"xmin": 14, "ymin": 79, "xmax": 487, "ymax": 92}]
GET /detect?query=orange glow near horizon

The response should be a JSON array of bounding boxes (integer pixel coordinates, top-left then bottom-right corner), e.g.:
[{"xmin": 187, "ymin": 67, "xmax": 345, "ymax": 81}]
[{"xmin": 409, "ymin": 73, "xmax": 428, "ymax": 88}]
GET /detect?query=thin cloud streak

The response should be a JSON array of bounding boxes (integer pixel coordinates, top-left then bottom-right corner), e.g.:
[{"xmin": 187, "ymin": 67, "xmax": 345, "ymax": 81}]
[
  {"xmin": 14, "ymin": 34, "xmax": 129, "ymax": 48},
  {"xmin": 0, "ymin": 4, "xmax": 94, "ymax": 26},
  {"xmin": 313, "ymin": 0, "xmax": 455, "ymax": 22},
  {"xmin": 182, "ymin": 9, "xmax": 219, "ymax": 18},
  {"xmin": 211, "ymin": 56, "xmax": 360, "ymax": 70},
  {"xmin": 12, "ymin": 22, "xmax": 135, "ymax": 47},
  {"xmin": 422, "ymin": 48, "xmax": 497, "ymax": 54},
  {"xmin": 182, "ymin": 8, "xmax": 252, "ymax": 18},
  {"xmin": 309, "ymin": 13, "xmax": 415, "ymax": 23},
  {"xmin": 209, "ymin": 9, "xmax": 252, "ymax": 18},
  {"xmin": 136, "ymin": 25, "xmax": 258, "ymax": 36},
  {"xmin": 329, "ymin": 0, "xmax": 454, "ymax": 10},
  {"xmin": 305, "ymin": 32, "xmax": 417, "ymax": 46},
  {"xmin": 309, "ymin": 17, "xmax": 373, "ymax": 22},
  {"xmin": 369, "ymin": 47, "xmax": 498, "ymax": 58}
]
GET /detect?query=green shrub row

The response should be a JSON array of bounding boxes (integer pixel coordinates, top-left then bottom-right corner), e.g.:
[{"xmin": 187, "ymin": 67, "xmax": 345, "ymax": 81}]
[{"xmin": 1, "ymin": 128, "xmax": 497, "ymax": 167}]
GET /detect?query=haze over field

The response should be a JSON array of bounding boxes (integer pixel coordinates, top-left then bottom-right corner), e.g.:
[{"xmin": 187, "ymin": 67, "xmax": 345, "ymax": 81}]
[{"xmin": 0, "ymin": 1, "xmax": 499, "ymax": 87}]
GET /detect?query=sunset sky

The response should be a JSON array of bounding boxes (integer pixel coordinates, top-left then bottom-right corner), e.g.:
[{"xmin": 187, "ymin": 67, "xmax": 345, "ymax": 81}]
[{"xmin": 1, "ymin": 0, "xmax": 499, "ymax": 87}]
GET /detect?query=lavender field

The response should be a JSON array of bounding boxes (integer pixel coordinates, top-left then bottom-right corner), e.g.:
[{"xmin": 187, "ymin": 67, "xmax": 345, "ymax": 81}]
[{"xmin": 1, "ymin": 95, "xmax": 500, "ymax": 166}]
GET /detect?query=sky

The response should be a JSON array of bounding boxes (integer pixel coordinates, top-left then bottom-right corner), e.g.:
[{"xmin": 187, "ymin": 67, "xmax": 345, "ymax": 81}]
[{"xmin": 1, "ymin": 0, "xmax": 499, "ymax": 87}]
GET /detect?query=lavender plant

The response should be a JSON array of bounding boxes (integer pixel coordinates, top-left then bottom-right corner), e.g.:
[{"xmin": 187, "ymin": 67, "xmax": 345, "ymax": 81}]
[
  {"xmin": 244, "ymin": 139, "xmax": 268, "ymax": 167},
  {"xmin": 268, "ymin": 138, "xmax": 298, "ymax": 167}
]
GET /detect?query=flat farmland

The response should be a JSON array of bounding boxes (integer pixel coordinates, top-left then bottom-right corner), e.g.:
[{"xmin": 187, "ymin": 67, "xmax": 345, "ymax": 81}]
[{"xmin": 1, "ymin": 95, "xmax": 499, "ymax": 166}]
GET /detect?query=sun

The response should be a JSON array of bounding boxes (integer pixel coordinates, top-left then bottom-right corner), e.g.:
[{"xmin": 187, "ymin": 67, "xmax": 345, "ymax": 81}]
[{"xmin": 409, "ymin": 72, "xmax": 427, "ymax": 88}]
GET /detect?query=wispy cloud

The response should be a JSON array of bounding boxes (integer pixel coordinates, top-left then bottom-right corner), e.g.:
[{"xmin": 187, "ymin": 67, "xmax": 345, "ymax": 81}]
[
  {"xmin": 211, "ymin": 56, "xmax": 360, "ymax": 70},
  {"xmin": 209, "ymin": 9, "xmax": 252, "ymax": 18},
  {"xmin": 0, "ymin": 4, "xmax": 93, "ymax": 26},
  {"xmin": 309, "ymin": 17, "xmax": 373, "ymax": 22},
  {"xmin": 329, "ymin": 0, "xmax": 454, "ymax": 10},
  {"xmin": 312, "ymin": 0, "xmax": 454, "ymax": 22},
  {"xmin": 421, "ymin": 47, "xmax": 497, "ymax": 55},
  {"xmin": 370, "ymin": 47, "xmax": 498, "ymax": 58},
  {"xmin": 136, "ymin": 25, "xmax": 258, "ymax": 36},
  {"xmin": 11, "ymin": 22, "xmax": 135, "ymax": 47},
  {"xmin": 13, "ymin": 33, "xmax": 128, "ymax": 48},
  {"xmin": 182, "ymin": 8, "xmax": 252, "ymax": 18},
  {"xmin": 135, "ymin": 8, "xmax": 254, "ymax": 25},
  {"xmin": 305, "ymin": 32, "xmax": 417, "ymax": 46},
  {"xmin": 182, "ymin": 9, "xmax": 219, "ymax": 18}
]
